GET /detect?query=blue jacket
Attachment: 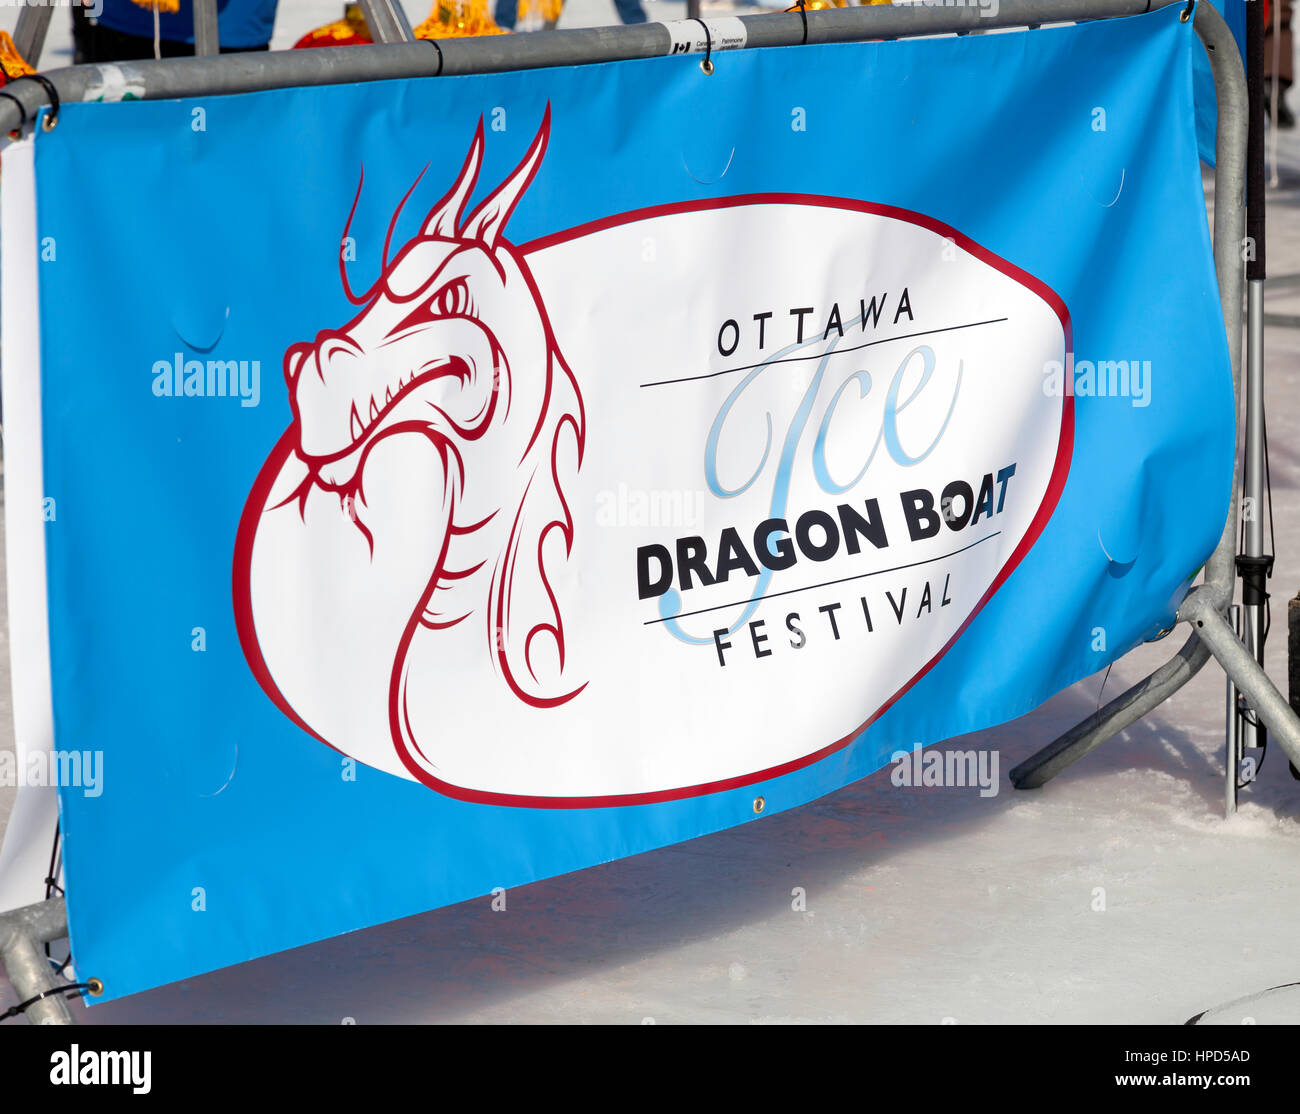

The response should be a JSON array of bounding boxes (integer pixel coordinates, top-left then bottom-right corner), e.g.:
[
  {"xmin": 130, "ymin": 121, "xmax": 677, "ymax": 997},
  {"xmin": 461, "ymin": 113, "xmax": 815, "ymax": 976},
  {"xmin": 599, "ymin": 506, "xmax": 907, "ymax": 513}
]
[{"xmin": 95, "ymin": 0, "xmax": 278, "ymax": 49}]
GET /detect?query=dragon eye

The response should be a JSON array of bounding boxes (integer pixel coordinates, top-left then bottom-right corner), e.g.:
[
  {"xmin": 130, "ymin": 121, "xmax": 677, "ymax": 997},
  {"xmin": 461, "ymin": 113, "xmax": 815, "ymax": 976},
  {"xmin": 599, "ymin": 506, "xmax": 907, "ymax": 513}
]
[{"xmin": 433, "ymin": 279, "xmax": 469, "ymax": 318}]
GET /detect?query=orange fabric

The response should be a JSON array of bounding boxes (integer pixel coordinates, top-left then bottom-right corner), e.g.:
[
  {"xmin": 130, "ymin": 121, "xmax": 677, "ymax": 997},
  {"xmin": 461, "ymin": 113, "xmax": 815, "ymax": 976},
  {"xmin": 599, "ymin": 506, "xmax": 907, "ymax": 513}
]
[
  {"xmin": 128, "ymin": 0, "xmax": 182, "ymax": 12},
  {"xmin": 513, "ymin": 0, "xmax": 563, "ymax": 23},
  {"xmin": 413, "ymin": 0, "xmax": 506, "ymax": 38},
  {"xmin": 0, "ymin": 31, "xmax": 35, "ymax": 85},
  {"xmin": 295, "ymin": 0, "xmax": 507, "ymax": 48}
]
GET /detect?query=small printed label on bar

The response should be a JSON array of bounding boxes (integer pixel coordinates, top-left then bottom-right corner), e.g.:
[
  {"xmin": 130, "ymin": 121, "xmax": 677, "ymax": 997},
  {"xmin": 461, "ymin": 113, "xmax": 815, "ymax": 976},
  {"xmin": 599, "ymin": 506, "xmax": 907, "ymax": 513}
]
[{"xmin": 661, "ymin": 17, "xmax": 749, "ymax": 56}]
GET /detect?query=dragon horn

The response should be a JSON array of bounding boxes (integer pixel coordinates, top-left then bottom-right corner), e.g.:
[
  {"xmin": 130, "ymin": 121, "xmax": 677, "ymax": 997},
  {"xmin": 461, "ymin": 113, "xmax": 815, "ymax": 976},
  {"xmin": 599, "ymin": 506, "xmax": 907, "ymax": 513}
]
[
  {"xmin": 460, "ymin": 105, "xmax": 551, "ymax": 248},
  {"xmin": 423, "ymin": 118, "xmax": 485, "ymax": 239}
]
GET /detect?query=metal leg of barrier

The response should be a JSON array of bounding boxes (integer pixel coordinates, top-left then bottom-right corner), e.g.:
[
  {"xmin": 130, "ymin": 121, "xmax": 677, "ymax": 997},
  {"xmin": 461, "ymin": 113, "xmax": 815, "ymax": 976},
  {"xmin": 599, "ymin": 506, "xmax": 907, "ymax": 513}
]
[
  {"xmin": 1225, "ymin": 604, "xmax": 1243, "ymax": 814},
  {"xmin": 193, "ymin": 0, "xmax": 220, "ymax": 57},
  {"xmin": 357, "ymin": 0, "xmax": 416, "ymax": 43},
  {"xmin": 1011, "ymin": 0, "xmax": 1267, "ymax": 791},
  {"xmin": 0, "ymin": 898, "xmax": 75, "ymax": 1025},
  {"xmin": 12, "ymin": 2, "xmax": 54, "ymax": 70},
  {"xmin": 1241, "ymin": 277, "xmax": 1270, "ymax": 752},
  {"xmin": 1182, "ymin": 589, "xmax": 1300, "ymax": 771},
  {"xmin": 1009, "ymin": 631, "xmax": 1213, "ymax": 789}
]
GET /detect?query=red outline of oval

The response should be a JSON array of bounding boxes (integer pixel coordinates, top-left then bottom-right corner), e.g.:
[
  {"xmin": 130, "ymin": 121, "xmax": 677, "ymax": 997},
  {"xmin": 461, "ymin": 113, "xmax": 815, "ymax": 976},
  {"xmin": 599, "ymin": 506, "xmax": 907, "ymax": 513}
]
[{"xmin": 232, "ymin": 192, "xmax": 1074, "ymax": 809}]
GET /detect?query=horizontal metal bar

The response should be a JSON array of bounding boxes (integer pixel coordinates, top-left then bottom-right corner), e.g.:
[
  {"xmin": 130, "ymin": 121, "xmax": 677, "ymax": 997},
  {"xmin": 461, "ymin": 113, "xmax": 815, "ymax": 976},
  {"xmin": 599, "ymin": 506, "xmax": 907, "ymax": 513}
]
[
  {"xmin": 0, "ymin": 895, "xmax": 67, "ymax": 946},
  {"xmin": 0, "ymin": 0, "xmax": 1164, "ymax": 136}
]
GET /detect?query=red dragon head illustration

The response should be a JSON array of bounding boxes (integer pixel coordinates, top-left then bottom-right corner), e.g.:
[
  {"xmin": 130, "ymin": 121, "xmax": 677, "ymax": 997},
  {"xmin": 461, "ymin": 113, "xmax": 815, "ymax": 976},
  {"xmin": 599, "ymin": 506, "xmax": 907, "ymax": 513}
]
[{"xmin": 235, "ymin": 108, "xmax": 587, "ymax": 787}]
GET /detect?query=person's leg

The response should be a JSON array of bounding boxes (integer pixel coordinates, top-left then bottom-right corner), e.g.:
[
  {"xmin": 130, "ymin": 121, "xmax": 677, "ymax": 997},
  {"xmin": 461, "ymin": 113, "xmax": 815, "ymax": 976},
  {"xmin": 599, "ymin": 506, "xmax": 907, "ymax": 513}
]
[
  {"xmin": 72, "ymin": 15, "xmax": 160, "ymax": 63},
  {"xmin": 1281, "ymin": 0, "xmax": 1295, "ymax": 85},
  {"xmin": 1266, "ymin": 0, "xmax": 1295, "ymax": 127},
  {"xmin": 611, "ymin": 0, "xmax": 647, "ymax": 24},
  {"xmin": 71, "ymin": 4, "xmax": 95, "ymax": 65}
]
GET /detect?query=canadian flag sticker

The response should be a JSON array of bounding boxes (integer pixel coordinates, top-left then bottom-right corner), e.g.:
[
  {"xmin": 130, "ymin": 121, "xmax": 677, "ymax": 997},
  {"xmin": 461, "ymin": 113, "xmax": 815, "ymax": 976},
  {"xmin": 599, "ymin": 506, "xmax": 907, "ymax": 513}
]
[{"xmin": 234, "ymin": 109, "xmax": 1073, "ymax": 807}]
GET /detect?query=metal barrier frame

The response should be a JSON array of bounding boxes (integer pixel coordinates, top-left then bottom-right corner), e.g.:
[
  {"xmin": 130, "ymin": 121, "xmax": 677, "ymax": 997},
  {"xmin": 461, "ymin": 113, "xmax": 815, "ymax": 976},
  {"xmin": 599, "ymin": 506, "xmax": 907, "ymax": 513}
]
[
  {"xmin": 0, "ymin": 897, "xmax": 73, "ymax": 1024},
  {"xmin": 0, "ymin": 0, "xmax": 1280, "ymax": 1021}
]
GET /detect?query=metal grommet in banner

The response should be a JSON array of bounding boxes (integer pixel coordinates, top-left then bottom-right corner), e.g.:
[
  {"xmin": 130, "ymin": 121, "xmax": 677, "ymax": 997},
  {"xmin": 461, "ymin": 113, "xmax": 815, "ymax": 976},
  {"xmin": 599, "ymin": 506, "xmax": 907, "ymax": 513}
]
[
  {"xmin": 753, "ymin": 796, "xmax": 765, "ymax": 814},
  {"xmin": 23, "ymin": 73, "xmax": 60, "ymax": 131},
  {"xmin": 694, "ymin": 17, "xmax": 714, "ymax": 75},
  {"xmin": 1180, "ymin": 0, "xmax": 1194, "ymax": 21},
  {"xmin": 87, "ymin": 977, "xmax": 104, "ymax": 997}
]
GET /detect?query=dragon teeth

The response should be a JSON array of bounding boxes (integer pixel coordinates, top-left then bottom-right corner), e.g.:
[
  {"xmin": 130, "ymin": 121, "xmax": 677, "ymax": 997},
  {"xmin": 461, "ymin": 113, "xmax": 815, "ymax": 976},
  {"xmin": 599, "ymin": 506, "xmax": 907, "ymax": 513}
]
[
  {"xmin": 349, "ymin": 403, "xmax": 363, "ymax": 440},
  {"xmin": 369, "ymin": 397, "xmax": 379, "ymax": 422}
]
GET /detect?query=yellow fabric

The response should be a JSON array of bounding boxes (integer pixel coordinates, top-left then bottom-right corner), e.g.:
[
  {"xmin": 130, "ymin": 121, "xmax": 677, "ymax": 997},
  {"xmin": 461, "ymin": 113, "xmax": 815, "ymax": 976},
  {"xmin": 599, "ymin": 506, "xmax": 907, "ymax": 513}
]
[
  {"xmin": 515, "ymin": 0, "xmax": 564, "ymax": 22},
  {"xmin": 413, "ymin": 0, "xmax": 507, "ymax": 37},
  {"xmin": 128, "ymin": 0, "xmax": 181, "ymax": 12}
]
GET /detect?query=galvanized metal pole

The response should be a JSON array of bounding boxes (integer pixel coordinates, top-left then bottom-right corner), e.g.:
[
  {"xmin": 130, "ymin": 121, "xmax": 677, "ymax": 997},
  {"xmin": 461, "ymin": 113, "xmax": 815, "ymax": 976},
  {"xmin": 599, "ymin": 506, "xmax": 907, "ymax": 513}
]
[
  {"xmin": 1242, "ymin": 280, "xmax": 1268, "ymax": 736},
  {"xmin": 1226, "ymin": 604, "xmax": 1242, "ymax": 814},
  {"xmin": 1182, "ymin": 589, "xmax": 1300, "ymax": 772},
  {"xmin": 1229, "ymin": 0, "xmax": 1273, "ymax": 786},
  {"xmin": 0, "ymin": 898, "xmax": 75, "ymax": 1025},
  {"xmin": 193, "ymin": 0, "xmax": 221, "ymax": 57},
  {"xmin": 11, "ymin": 2, "xmax": 53, "ymax": 69},
  {"xmin": 0, "ymin": 0, "xmax": 1165, "ymax": 137},
  {"xmin": 357, "ymin": 0, "xmax": 417, "ymax": 43}
]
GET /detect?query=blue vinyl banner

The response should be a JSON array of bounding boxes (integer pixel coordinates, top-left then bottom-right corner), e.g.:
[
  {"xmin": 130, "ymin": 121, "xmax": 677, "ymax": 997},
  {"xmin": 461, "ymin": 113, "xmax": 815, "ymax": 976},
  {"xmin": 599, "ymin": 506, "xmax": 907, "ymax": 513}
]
[{"xmin": 24, "ymin": 5, "xmax": 1231, "ymax": 1001}]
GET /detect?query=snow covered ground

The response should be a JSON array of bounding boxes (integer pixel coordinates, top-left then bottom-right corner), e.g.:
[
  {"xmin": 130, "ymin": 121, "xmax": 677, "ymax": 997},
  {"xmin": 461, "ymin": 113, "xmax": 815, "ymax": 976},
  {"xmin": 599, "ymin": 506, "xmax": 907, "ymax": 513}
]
[{"xmin": 2, "ymin": 6, "xmax": 1300, "ymax": 1025}]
